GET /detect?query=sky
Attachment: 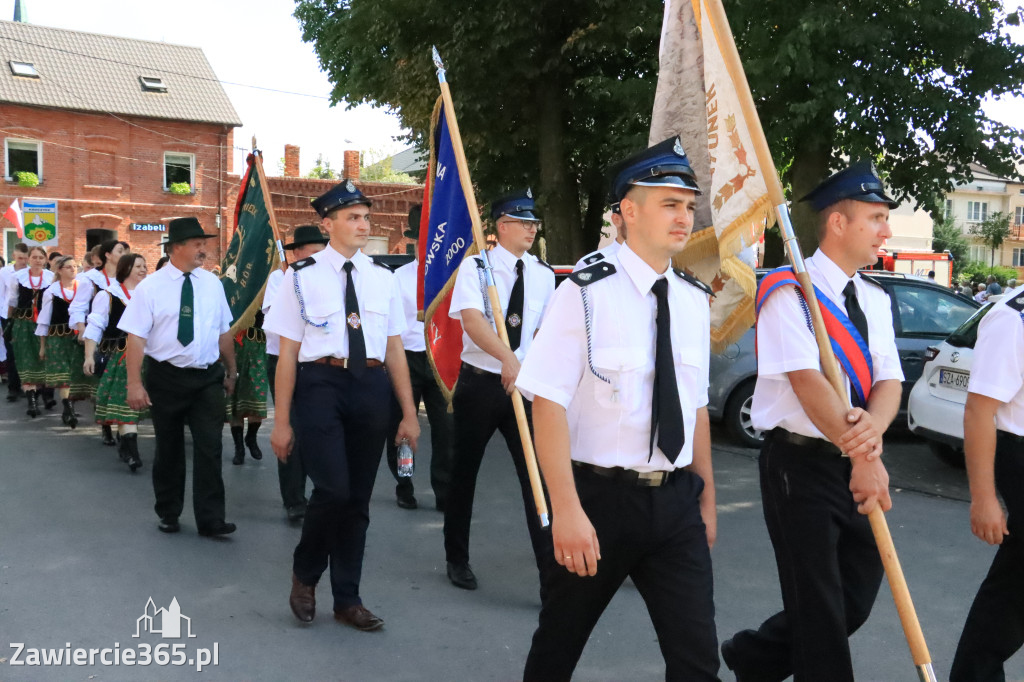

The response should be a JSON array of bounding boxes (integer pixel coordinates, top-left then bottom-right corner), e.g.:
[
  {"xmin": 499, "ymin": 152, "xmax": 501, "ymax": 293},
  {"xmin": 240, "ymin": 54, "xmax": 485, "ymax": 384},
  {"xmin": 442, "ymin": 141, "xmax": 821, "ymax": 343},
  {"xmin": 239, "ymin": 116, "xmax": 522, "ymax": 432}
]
[{"xmin": 7, "ymin": 0, "xmax": 1024, "ymax": 178}]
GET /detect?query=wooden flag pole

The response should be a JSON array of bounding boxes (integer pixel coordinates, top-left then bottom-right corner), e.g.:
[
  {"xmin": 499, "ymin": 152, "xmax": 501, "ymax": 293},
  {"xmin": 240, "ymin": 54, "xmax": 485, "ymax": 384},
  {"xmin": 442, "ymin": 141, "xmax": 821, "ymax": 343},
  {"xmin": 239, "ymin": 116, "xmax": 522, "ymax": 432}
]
[
  {"xmin": 252, "ymin": 137, "xmax": 288, "ymax": 272},
  {"xmin": 702, "ymin": 1, "xmax": 935, "ymax": 678},
  {"xmin": 433, "ymin": 47, "xmax": 549, "ymax": 528}
]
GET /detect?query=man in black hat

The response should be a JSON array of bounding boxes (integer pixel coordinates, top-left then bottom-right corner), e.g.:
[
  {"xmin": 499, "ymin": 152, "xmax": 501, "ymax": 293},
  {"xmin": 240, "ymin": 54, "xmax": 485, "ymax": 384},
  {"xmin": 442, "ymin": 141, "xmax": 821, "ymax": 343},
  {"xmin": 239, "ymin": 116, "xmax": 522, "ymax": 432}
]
[
  {"xmin": 722, "ymin": 162, "xmax": 904, "ymax": 681},
  {"xmin": 384, "ymin": 205, "xmax": 454, "ymax": 511},
  {"xmin": 265, "ymin": 179, "xmax": 420, "ymax": 632},
  {"xmin": 516, "ymin": 137, "xmax": 720, "ymax": 680},
  {"xmin": 121, "ymin": 217, "xmax": 238, "ymax": 537},
  {"xmin": 262, "ymin": 224, "xmax": 329, "ymax": 522},
  {"xmin": 442, "ymin": 188, "xmax": 555, "ymax": 592}
]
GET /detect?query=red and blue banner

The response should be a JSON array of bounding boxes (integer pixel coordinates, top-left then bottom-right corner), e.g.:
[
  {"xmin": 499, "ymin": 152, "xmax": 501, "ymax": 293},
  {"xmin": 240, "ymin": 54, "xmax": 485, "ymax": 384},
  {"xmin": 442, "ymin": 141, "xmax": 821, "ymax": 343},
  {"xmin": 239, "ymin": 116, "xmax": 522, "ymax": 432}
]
[
  {"xmin": 755, "ymin": 266, "xmax": 874, "ymax": 408},
  {"xmin": 418, "ymin": 96, "xmax": 478, "ymax": 402}
]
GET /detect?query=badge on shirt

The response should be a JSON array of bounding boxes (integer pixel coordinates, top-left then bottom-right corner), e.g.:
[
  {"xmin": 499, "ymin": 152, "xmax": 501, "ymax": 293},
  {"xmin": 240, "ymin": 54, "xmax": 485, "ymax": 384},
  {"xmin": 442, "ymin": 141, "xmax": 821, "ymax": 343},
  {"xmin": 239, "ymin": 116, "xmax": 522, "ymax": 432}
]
[
  {"xmin": 347, "ymin": 312, "xmax": 362, "ymax": 329},
  {"xmin": 507, "ymin": 313, "xmax": 522, "ymax": 328}
]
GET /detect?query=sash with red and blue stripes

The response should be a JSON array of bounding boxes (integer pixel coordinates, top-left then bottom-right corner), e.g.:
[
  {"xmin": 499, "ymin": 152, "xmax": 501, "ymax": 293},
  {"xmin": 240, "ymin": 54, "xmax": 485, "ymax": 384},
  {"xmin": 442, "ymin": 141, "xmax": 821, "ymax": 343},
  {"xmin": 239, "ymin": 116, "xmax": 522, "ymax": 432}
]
[{"xmin": 755, "ymin": 266, "xmax": 874, "ymax": 408}]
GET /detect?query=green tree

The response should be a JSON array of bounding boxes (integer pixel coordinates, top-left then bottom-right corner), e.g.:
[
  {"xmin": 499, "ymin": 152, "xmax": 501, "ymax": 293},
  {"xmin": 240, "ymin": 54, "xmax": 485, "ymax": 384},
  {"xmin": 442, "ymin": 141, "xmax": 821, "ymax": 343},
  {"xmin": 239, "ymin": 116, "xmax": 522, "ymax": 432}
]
[
  {"xmin": 970, "ymin": 210, "xmax": 1012, "ymax": 266},
  {"xmin": 307, "ymin": 154, "xmax": 337, "ymax": 180},
  {"xmin": 931, "ymin": 215, "xmax": 969, "ymax": 278},
  {"xmin": 294, "ymin": 0, "xmax": 1024, "ymax": 263}
]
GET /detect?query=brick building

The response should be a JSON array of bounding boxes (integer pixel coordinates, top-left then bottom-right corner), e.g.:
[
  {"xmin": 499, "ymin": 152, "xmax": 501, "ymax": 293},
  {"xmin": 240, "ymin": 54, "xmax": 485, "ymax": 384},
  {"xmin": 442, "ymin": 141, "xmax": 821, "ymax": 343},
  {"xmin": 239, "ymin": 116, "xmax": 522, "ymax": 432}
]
[
  {"xmin": 227, "ymin": 145, "xmax": 423, "ymax": 258},
  {"xmin": 0, "ymin": 20, "xmax": 241, "ymax": 267}
]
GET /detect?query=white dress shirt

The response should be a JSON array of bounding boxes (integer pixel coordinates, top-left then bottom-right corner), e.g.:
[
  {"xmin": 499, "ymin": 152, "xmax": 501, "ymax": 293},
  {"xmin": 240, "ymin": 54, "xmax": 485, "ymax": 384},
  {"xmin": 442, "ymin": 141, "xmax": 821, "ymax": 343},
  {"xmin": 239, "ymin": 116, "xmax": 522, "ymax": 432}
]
[
  {"xmin": 84, "ymin": 283, "xmax": 130, "ymax": 344},
  {"xmin": 516, "ymin": 243, "xmax": 711, "ymax": 471},
  {"xmin": 261, "ymin": 268, "xmax": 285, "ymax": 357},
  {"xmin": 751, "ymin": 249, "xmax": 903, "ymax": 438},
  {"xmin": 35, "ymin": 280, "xmax": 84, "ymax": 335},
  {"xmin": 573, "ymin": 240, "xmax": 622, "ymax": 271},
  {"xmin": 69, "ymin": 268, "xmax": 114, "ymax": 327},
  {"xmin": 263, "ymin": 246, "xmax": 405, "ymax": 363},
  {"xmin": 969, "ymin": 285, "xmax": 1024, "ymax": 436},
  {"xmin": 8, "ymin": 268, "xmax": 54, "ymax": 309},
  {"xmin": 449, "ymin": 243, "xmax": 554, "ymax": 373},
  {"xmin": 0, "ymin": 263, "xmax": 14, "ymax": 319},
  {"xmin": 395, "ymin": 259, "xmax": 425, "ymax": 353},
  {"xmin": 118, "ymin": 263, "xmax": 232, "ymax": 369}
]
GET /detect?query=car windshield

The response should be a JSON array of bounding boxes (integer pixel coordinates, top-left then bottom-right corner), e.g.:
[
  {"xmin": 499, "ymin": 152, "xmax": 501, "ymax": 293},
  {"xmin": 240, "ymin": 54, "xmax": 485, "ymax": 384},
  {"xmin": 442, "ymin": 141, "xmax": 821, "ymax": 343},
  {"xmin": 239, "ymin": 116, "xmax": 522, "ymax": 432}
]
[{"xmin": 945, "ymin": 303, "xmax": 997, "ymax": 349}]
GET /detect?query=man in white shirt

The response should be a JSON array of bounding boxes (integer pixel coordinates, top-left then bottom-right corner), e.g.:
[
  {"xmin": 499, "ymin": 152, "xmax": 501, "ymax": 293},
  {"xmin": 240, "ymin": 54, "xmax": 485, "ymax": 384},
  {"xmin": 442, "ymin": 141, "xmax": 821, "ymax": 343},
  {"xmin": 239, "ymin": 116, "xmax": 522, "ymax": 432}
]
[
  {"xmin": 266, "ymin": 180, "xmax": 420, "ymax": 632},
  {"xmin": 950, "ymin": 283, "xmax": 1024, "ymax": 680},
  {"xmin": 1, "ymin": 243, "xmax": 28, "ymax": 400},
  {"xmin": 263, "ymin": 224, "xmax": 328, "ymax": 523},
  {"xmin": 517, "ymin": 137, "xmax": 719, "ymax": 680},
  {"xmin": 121, "ymin": 217, "xmax": 237, "ymax": 538},
  {"xmin": 722, "ymin": 162, "xmax": 903, "ymax": 682},
  {"xmin": 442, "ymin": 188, "xmax": 556, "ymax": 592},
  {"xmin": 384, "ymin": 206, "xmax": 454, "ymax": 511}
]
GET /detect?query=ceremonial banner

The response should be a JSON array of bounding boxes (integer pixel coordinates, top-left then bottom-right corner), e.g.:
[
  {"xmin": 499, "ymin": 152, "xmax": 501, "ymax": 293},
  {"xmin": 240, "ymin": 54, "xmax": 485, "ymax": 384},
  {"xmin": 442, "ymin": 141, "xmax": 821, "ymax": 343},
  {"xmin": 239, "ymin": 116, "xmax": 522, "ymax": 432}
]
[
  {"xmin": 418, "ymin": 96, "xmax": 477, "ymax": 403},
  {"xmin": 651, "ymin": 0, "xmax": 774, "ymax": 352},
  {"xmin": 20, "ymin": 199, "xmax": 57, "ymax": 247},
  {"xmin": 220, "ymin": 152, "xmax": 281, "ymax": 334}
]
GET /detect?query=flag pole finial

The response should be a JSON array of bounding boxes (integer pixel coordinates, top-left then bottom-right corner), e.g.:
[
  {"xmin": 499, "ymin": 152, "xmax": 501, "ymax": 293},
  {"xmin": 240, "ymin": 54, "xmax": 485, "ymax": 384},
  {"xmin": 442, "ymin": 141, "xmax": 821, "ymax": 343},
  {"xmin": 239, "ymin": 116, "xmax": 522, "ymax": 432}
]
[
  {"xmin": 251, "ymin": 136, "xmax": 257, "ymax": 153},
  {"xmin": 432, "ymin": 46, "xmax": 446, "ymax": 84}
]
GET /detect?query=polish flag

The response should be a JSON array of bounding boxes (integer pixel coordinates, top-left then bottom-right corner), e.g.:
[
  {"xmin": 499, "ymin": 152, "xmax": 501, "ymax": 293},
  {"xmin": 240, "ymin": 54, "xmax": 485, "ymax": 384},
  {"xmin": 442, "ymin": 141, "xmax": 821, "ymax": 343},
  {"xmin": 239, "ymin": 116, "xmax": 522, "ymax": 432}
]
[{"xmin": 3, "ymin": 198, "xmax": 22, "ymax": 238}]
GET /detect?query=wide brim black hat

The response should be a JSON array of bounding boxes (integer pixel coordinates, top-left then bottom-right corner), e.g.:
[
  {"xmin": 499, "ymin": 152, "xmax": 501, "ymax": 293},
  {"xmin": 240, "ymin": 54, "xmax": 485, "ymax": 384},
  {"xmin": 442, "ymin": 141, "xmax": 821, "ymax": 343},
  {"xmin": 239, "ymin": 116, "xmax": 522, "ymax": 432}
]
[
  {"xmin": 165, "ymin": 217, "xmax": 216, "ymax": 245},
  {"xmin": 403, "ymin": 204, "xmax": 423, "ymax": 240},
  {"xmin": 285, "ymin": 224, "xmax": 330, "ymax": 250}
]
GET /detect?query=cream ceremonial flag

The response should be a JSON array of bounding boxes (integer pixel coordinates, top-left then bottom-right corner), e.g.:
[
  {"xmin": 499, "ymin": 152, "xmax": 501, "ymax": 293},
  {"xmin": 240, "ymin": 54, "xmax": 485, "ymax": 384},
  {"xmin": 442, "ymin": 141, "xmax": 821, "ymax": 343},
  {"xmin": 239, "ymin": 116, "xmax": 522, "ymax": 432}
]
[{"xmin": 650, "ymin": 0, "xmax": 775, "ymax": 353}]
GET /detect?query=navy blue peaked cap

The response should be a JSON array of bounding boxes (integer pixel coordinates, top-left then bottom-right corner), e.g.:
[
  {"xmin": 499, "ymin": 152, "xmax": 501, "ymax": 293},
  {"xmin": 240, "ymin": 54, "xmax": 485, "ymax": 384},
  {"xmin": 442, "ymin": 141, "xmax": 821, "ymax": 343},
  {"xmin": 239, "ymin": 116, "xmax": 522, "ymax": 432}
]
[
  {"xmin": 608, "ymin": 136, "xmax": 701, "ymax": 204},
  {"xmin": 800, "ymin": 162, "xmax": 899, "ymax": 212},
  {"xmin": 490, "ymin": 188, "xmax": 540, "ymax": 222},
  {"xmin": 311, "ymin": 179, "xmax": 372, "ymax": 218}
]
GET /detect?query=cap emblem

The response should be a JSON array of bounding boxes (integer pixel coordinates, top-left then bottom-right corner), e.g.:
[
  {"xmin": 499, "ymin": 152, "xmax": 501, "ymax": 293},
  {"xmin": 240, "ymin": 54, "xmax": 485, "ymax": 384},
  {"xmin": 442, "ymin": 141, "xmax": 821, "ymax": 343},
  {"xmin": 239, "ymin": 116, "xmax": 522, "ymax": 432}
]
[
  {"xmin": 673, "ymin": 137, "xmax": 685, "ymax": 156},
  {"xmin": 526, "ymin": 187, "xmax": 533, "ymax": 199},
  {"xmin": 345, "ymin": 179, "xmax": 356, "ymax": 193}
]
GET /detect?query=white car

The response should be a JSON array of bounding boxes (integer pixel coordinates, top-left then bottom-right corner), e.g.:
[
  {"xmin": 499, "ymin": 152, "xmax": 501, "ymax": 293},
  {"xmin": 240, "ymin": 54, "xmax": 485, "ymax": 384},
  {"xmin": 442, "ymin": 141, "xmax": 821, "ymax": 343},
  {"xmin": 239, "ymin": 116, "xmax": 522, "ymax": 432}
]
[{"xmin": 907, "ymin": 303, "xmax": 996, "ymax": 466}]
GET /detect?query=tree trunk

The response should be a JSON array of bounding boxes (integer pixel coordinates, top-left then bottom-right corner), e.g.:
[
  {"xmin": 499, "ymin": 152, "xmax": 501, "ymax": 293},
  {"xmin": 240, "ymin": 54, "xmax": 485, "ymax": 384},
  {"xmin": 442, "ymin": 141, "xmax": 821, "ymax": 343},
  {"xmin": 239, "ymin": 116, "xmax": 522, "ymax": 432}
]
[
  {"xmin": 580, "ymin": 178, "xmax": 607, "ymax": 257},
  {"xmin": 535, "ymin": 79, "xmax": 583, "ymax": 264},
  {"xmin": 788, "ymin": 140, "xmax": 832, "ymax": 259}
]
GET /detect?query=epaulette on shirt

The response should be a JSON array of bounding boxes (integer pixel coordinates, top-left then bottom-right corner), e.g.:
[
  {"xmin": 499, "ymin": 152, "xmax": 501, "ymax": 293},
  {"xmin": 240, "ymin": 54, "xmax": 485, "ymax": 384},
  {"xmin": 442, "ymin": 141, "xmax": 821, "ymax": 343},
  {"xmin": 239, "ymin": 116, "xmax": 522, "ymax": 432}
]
[
  {"xmin": 373, "ymin": 259, "xmax": 392, "ymax": 271},
  {"xmin": 536, "ymin": 258, "xmax": 554, "ymax": 272},
  {"xmin": 858, "ymin": 273, "xmax": 886, "ymax": 292},
  {"xmin": 1007, "ymin": 290, "xmax": 1024, "ymax": 312},
  {"xmin": 474, "ymin": 256, "xmax": 485, "ymax": 270},
  {"xmin": 579, "ymin": 251, "xmax": 605, "ymax": 267},
  {"xmin": 569, "ymin": 261, "xmax": 615, "ymax": 286},
  {"xmin": 673, "ymin": 268, "xmax": 714, "ymax": 297},
  {"xmin": 290, "ymin": 256, "xmax": 317, "ymax": 271}
]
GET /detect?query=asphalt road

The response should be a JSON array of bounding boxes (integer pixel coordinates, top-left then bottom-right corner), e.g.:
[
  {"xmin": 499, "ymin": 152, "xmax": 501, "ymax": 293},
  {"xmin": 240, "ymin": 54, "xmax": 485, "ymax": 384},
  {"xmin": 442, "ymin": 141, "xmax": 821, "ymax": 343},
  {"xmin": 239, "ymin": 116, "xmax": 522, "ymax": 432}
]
[{"xmin": 0, "ymin": 395, "xmax": 1020, "ymax": 681}]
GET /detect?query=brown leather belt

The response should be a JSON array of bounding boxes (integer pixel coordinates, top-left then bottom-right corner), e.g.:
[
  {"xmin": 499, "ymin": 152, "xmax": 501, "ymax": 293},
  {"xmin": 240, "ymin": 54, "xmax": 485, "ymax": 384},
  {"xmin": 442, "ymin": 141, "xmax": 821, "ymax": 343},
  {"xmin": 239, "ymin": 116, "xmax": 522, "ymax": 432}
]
[
  {"xmin": 572, "ymin": 461, "xmax": 675, "ymax": 488},
  {"xmin": 769, "ymin": 428, "xmax": 843, "ymax": 456},
  {"xmin": 312, "ymin": 357, "xmax": 383, "ymax": 369}
]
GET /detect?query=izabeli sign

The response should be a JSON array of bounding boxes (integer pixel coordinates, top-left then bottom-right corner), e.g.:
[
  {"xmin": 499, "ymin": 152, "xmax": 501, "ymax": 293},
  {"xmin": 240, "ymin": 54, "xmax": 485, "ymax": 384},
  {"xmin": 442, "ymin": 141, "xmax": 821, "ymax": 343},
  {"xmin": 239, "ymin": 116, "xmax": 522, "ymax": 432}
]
[{"xmin": 130, "ymin": 223, "xmax": 166, "ymax": 232}]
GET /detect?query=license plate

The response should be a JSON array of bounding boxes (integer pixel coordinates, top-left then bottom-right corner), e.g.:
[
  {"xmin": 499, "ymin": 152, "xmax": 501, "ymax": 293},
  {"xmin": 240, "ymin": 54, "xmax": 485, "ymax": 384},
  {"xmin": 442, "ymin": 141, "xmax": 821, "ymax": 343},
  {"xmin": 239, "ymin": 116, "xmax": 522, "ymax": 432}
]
[{"xmin": 939, "ymin": 368, "xmax": 970, "ymax": 390}]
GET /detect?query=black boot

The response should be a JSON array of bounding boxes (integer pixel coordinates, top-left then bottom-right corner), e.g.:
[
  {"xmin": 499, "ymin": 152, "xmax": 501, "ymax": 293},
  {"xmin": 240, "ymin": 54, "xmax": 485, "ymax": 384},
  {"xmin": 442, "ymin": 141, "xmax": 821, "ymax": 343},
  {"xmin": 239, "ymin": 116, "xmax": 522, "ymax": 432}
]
[
  {"xmin": 101, "ymin": 424, "xmax": 116, "ymax": 447},
  {"xmin": 117, "ymin": 430, "xmax": 130, "ymax": 463},
  {"xmin": 42, "ymin": 387, "xmax": 56, "ymax": 410},
  {"xmin": 25, "ymin": 389, "xmax": 39, "ymax": 418},
  {"xmin": 231, "ymin": 425, "xmax": 245, "ymax": 465},
  {"xmin": 61, "ymin": 398, "xmax": 78, "ymax": 428},
  {"xmin": 245, "ymin": 421, "xmax": 263, "ymax": 460},
  {"xmin": 123, "ymin": 433, "xmax": 142, "ymax": 472}
]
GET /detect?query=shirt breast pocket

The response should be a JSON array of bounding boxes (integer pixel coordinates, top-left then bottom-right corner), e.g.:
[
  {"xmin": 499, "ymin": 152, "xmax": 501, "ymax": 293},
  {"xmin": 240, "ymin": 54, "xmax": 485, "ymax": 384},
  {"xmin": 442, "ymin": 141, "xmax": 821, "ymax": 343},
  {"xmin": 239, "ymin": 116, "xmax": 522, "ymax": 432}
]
[
  {"xmin": 362, "ymin": 294, "xmax": 390, "ymax": 340},
  {"xmin": 302, "ymin": 297, "xmax": 342, "ymax": 335},
  {"xmin": 674, "ymin": 345, "xmax": 706, "ymax": 409},
  {"xmin": 591, "ymin": 347, "xmax": 650, "ymax": 411}
]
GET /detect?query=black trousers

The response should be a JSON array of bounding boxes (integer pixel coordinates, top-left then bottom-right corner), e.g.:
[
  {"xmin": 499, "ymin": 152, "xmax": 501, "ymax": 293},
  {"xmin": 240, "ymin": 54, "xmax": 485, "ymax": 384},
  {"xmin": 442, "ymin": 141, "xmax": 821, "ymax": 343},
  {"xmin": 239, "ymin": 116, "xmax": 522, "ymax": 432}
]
[
  {"xmin": 3, "ymin": 319, "xmax": 20, "ymax": 391},
  {"xmin": 267, "ymin": 353, "xmax": 307, "ymax": 509},
  {"xmin": 291, "ymin": 362, "xmax": 390, "ymax": 610},
  {"xmin": 384, "ymin": 350, "xmax": 454, "ymax": 504},
  {"xmin": 726, "ymin": 432, "xmax": 883, "ymax": 682},
  {"xmin": 523, "ymin": 466, "xmax": 719, "ymax": 682},
  {"xmin": 443, "ymin": 364, "xmax": 552, "ymax": 572},
  {"xmin": 145, "ymin": 359, "xmax": 228, "ymax": 529},
  {"xmin": 950, "ymin": 432, "xmax": 1024, "ymax": 682}
]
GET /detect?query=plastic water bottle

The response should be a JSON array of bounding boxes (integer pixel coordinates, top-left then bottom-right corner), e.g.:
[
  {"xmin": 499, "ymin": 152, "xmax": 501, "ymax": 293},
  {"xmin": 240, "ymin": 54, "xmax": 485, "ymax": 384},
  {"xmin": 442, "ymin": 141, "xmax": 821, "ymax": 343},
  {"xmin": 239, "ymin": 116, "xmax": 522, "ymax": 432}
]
[{"xmin": 397, "ymin": 441, "xmax": 414, "ymax": 477}]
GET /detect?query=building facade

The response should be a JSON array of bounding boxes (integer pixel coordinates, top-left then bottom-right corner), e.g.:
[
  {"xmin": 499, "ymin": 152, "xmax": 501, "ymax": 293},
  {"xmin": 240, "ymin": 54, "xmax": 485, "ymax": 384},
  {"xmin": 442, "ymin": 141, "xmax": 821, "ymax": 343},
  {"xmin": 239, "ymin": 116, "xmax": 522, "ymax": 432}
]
[{"xmin": 941, "ymin": 164, "xmax": 1024, "ymax": 272}]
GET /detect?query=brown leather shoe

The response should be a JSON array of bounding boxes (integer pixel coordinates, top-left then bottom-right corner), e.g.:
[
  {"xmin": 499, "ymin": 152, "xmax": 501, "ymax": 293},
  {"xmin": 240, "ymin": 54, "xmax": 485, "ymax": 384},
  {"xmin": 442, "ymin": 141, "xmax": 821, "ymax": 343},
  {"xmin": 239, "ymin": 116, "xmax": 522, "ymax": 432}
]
[
  {"xmin": 334, "ymin": 604, "xmax": 384, "ymax": 631},
  {"xmin": 289, "ymin": 574, "xmax": 316, "ymax": 623}
]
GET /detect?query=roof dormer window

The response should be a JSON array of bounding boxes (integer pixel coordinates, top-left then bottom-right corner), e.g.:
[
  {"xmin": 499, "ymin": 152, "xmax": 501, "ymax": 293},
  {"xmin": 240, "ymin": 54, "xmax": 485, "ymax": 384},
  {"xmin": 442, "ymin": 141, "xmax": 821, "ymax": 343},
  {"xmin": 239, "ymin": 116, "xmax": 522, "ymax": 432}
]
[
  {"xmin": 139, "ymin": 75, "xmax": 167, "ymax": 92},
  {"xmin": 9, "ymin": 61, "xmax": 39, "ymax": 78}
]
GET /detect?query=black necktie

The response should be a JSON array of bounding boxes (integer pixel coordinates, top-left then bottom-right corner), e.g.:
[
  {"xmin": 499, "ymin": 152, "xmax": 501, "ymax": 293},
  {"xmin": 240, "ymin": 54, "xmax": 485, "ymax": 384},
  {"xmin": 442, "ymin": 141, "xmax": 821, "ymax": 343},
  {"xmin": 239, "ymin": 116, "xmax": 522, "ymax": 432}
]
[
  {"xmin": 343, "ymin": 261, "xmax": 366, "ymax": 375},
  {"xmin": 843, "ymin": 281, "xmax": 869, "ymax": 408},
  {"xmin": 177, "ymin": 273, "xmax": 193, "ymax": 347},
  {"xmin": 651, "ymin": 278, "xmax": 684, "ymax": 463},
  {"xmin": 506, "ymin": 259, "xmax": 525, "ymax": 351}
]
